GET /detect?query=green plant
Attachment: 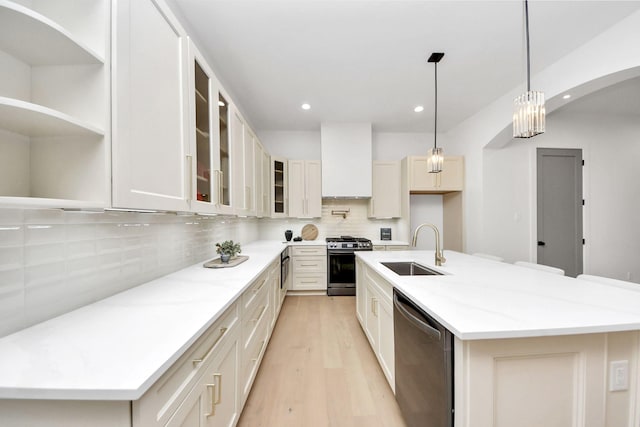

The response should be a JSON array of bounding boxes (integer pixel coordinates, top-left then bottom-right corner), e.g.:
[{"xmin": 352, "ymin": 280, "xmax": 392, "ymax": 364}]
[{"xmin": 215, "ymin": 240, "xmax": 241, "ymax": 257}]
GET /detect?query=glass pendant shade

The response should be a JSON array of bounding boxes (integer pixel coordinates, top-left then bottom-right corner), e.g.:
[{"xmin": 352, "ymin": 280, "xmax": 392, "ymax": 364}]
[
  {"xmin": 428, "ymin": 147, "xmax": 444, "ymax": 173},
  {"xmin": 513, "ymin": 90, "xmax": 545, "ymax": 138}
]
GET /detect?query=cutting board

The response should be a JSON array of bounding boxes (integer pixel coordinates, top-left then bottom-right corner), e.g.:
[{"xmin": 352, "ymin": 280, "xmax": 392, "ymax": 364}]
[{"xmin": 301, "ymin": 224, "xmax": 318, "ymax": 240}]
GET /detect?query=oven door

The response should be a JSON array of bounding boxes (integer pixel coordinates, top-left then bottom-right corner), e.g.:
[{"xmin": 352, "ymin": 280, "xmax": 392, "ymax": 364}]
[{"xmin": 327, "ymin": 251, "xmax": 356, "ymax": 288}]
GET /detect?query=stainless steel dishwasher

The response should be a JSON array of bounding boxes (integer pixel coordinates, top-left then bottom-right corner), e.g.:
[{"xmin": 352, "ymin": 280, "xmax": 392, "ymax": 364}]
[{"xmin": 393, "ymin": 289, "xmax": 454, "ymax": 427}]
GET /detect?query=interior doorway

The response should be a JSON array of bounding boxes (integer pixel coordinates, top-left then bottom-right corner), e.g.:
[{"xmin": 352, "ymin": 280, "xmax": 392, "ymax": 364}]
[{"xmin": 536, "ymin": 148, "xmax": 583, "ymax": 277}]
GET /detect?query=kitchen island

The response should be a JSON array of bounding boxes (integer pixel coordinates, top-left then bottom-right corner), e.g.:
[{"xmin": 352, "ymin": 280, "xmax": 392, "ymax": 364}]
[{"xmin": 356, "ymin": 250, "xmax": 640, "ymax": 427}]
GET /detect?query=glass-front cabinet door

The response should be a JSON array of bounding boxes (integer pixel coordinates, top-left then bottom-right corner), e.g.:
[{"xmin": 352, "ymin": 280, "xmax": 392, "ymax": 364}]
[
  {"xmin": 188, "ymin": 40, "xmax": 233, "ymax": 214},
  {"xmin": 271, "ymin": 157, "xmax": 287, "ymax": 217}
]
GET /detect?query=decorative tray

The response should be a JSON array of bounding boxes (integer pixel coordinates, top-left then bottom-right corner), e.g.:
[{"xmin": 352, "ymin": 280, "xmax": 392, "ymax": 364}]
[{"xmin": 203, "ymin": 255, "xmax": 249, "ymax": 269}]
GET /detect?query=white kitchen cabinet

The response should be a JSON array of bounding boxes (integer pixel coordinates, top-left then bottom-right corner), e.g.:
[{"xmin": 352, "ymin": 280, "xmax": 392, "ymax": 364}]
[
  {"xmin": 253, "ymin": 139, "xmax": 270, "ymax": 218},
  {"xmin": 369, "ymin": 161, "xmax": 401, "ymax": 218},
  {"xmin": 288, "ymin": 159, "xmax": 322, "ymax": 218},
  {"xmin": 133, "ymin": 302, "xmax": 240, "ymax": 426},
  {"xmin": 357, "ymin": 262, "xmax": 395, "ymax": 391},
  {"xmin": 0, "ymin": 0, "xmax": 109, "ymax": 208},
  {"xmin": 409, "ymin": 155, "xmax": 464, "ymax": 193},
  {"xmin": 240, "ymin": 270, "xmax": 271, "ymax": 404},
  {"xmin": 112, "ymin": 0, "xmax": 191, "ymax": 211},
  {"xmin": 271, "ymin": 157, "xmax": 287, "ymax": 217},
  {"xmin": 165, "ymin": 331, "xmax": 239, "ymax": 427},
  {"xmin": 230, "ymin": 107, "xmax": 257, "ymax": 217},
  {"xmin": 290, "ymin": 246, "xmax": 327, "ymax": 291}
]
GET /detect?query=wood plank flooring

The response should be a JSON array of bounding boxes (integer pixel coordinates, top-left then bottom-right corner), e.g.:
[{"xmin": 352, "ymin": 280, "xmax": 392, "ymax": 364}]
[{"xmin": 237, "ymin": 296, "xmax": 406, "ymax": 427}]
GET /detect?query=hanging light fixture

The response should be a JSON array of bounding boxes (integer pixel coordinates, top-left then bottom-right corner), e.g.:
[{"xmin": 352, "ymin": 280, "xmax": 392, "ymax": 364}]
[
  {"xmin": 427, "ymin": 52, "xmax": 444, "ymax": 173},
  {"xmin": 513, "ymin": 0, "xmax": 545, "ymax": 138}
]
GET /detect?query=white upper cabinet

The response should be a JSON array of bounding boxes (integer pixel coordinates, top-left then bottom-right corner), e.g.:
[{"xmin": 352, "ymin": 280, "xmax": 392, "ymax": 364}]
[
  {"xmin": 369, "ymin": 161, "xmax": 401, "ymax": 218},
  {"xmin": 288, "ymin": 160, "xmax": 322, "ymax": 218},
  {"xmin": 0, "ymin": 0, "xmax": 109, "ymax": 208},
  {"xmin": 409, "ymin": 155, "xmax": 464, "ymax": 193},
  {"xmin": 254, "ymin": 139, "xmax": 270, "ymax": 218},
  {"xmin": 271, "ymin": 157, "xmax": 287, "ymax": 218},
  {"xmin": 112, "ymin": 0, "xmax": 190, "ymax": 211}
]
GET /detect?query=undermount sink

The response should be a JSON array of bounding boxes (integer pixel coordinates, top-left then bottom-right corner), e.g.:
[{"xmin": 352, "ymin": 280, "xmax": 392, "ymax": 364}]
[{"xmin": 381, "ymin": 262, "xmax": 443, "ymax": 276}]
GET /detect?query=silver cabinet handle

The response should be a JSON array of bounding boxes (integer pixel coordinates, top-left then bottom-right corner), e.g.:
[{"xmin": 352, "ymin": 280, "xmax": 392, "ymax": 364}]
[
  {"xmin": 253, "ymin": 278, "xmax": 266, "ymax": 293},
  {"xmin": 213, "ymin": 373, "xmax": 222, "ymax": 405}
]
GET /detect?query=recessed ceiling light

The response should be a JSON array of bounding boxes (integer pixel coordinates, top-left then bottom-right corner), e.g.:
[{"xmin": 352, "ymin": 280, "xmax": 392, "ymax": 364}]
[
  {"xmin": 563, "ymin": 94, "xmax": 571, "ymax": 100},
  {"xmin": 414, "ymin": 105, "xmax": 424, "ymax": 113},
  {"xmin": 301, "ymin": 103, "xmax": 311, "ymax": 110}
]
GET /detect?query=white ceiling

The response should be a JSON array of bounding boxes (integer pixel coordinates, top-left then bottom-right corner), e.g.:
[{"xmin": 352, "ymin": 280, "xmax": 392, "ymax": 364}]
[{"xmin": 171, "ymin": 0, "xmax": 640, "ymax": 133}]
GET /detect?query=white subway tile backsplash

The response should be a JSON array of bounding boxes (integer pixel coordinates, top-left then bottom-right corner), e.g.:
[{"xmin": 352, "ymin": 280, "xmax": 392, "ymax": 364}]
[{"xmin": 0, "ymin": 208, "xmax": 258, "ymax": 337}]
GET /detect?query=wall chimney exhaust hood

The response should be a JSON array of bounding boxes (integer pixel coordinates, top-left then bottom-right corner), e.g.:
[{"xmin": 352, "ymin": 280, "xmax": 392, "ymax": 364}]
[{"xmin": 321, "ymin": 123, "xmax": 372, "ymax": 198}]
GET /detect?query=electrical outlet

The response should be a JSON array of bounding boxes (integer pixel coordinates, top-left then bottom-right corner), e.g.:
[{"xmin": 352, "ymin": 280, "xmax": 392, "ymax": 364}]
[{"xmin": 609, "ymin": 360, "xmax": 629, "ymax": 391}]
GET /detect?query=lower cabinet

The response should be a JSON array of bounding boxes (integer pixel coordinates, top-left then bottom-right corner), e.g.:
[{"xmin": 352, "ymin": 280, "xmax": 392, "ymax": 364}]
[
  {"xmin": 356, "ymin": 260, "xmax": 395, "ymax": 391},
  {"xmin": 290, "ymin": 246, "xmax": 327, "ymax": 291}
]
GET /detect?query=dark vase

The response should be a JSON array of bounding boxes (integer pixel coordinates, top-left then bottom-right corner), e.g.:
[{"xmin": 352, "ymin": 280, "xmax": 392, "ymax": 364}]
[{"xmin": 285, "ymin": 230, "xmax": 293, "ymax": 241}]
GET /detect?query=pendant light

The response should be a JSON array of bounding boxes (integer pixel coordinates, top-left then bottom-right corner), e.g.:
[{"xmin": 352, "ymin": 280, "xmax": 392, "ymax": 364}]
[
  {"xmin": 428, "ymin": 52, "xmax": 444, "ymax": 173},
  {"xmin": 513, "ymin": 0, "xmax": 545, "ymax": 138}
]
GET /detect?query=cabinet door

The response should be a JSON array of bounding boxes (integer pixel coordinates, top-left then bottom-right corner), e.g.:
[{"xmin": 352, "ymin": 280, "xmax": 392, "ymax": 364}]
[
  {"xmin": 377, "ymin": 296, "xmax": 395, "ymax": 391},
  {"xmin": 305, "ymin": 160, "xmax": 322, "ymax": 218},
  {"xmin": 272, "ymin": 157, "xmax": 287, "ymax": 217},
  {"xmin": 438, "ymin": 156, "xmax": 464, "ymax": 191},
  {"xmin": 287, "ymin": 160, "xmax": 305, "ymax": 218},
  {"xmin": 165, "ymin": 335, "xmax": 239, "ymax": 427},
  {"xmin": 188, "ymin": 41, "xmax": 217, "ymax": 214},
  {"xmin": 364, "ymin": 283, "xmax": 379, "ymax": 350},
  {"xmin": 369, "ymin": 161, "xmax": 401, "ymax": 218},
  {"xmin": 230, "ymin": 108, "xmax": 245, "ymax": 215},
  {"xmin": 215, "ymin": 90, "xmax": 233, "ymax": 214},
  {"xmin": 355, "ymin": 259, "xmax": 365, "ymax": 324},
  {"xmin": 408, "ymin": 156, "xmax": 437, "ymax": 192},
  {"xmin": 242, "ymin": 127, "xmax": 255, "ymax": 216},
  {"xmin": 261, "ymin": 150, "xmax": 271, "ymax": 218},
  {"xmin": 112, "ymin": 0, "xmax": 190, "ymax": 211},
  {"xmin": 254, "ymin": 141, "xmax": 264, "ymax": 217},
  {"xmin": 409, "ymin": 156, "xmax": 463, "ymax": 193}
]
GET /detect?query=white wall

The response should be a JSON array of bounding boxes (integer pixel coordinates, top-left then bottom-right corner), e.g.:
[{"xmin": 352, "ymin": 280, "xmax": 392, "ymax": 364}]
[
  {"xmin": 259, "ymin": 130, "xmax": 321, "ymax": 159},
  {"xmin": 409, "ymin": 195, "xmax": 444, "ymax": 250},
  {"xmin": 446, "ymin": 10, "xmax": 640, "ymax": 257},
  {"xmin": 482, "ymin": 110, "xmax": 640, "ymax": 282}
]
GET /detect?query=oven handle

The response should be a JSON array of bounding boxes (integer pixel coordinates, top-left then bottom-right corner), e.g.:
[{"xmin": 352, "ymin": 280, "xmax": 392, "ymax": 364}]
[{"xmin": 393, "ymin": 293, "xmax": 441, "ymax": 341}]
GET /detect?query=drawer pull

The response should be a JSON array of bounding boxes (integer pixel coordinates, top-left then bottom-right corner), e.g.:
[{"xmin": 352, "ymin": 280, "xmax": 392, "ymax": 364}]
[
  {"xmin": 253, "ymin": 278, "xmax": 266, "ymax": 293},
  {"xmin": 301, "ymin": 280, "xmax": 317, "ymax": 284},
  {"xmin": 252, "ymin": 305, "xmax": 267, "ymax": 322},
  {"xmin": 301, "ymin": 263, "xmax": 317, "ymax": 267},
  {"xmin": 252, "ymin": 340, "xmax": 266, "ymax": 362},
  {"xmin": 193, "ymin": 327, "xmax": 228, "ymax": 365},
  {"xmin": 205, "ymin": 382, "xmax": 216, "ymax": 417}
]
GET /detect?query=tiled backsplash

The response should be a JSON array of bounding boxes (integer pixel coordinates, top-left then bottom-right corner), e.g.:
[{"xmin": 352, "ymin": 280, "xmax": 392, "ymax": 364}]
[
  {"xmin": 0, "ymin": 208, "xmax": 259, "ymax": 337},
  {"xmin": 259, "ymin": 199, "xmax": 410, "ymax": 243}
]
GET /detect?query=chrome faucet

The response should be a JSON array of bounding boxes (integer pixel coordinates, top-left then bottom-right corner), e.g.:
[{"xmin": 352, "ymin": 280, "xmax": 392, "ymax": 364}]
[{"xmin": 411, "ymin": 223, "xmax": 446, "ymax": 266}]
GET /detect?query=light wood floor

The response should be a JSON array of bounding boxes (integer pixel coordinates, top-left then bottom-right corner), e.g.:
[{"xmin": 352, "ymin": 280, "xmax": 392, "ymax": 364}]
[{"xmin": 237, "ymin": 296, "xmax": 406, "ymax": 427}]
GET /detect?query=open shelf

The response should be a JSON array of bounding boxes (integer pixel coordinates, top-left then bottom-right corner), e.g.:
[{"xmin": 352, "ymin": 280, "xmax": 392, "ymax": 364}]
[
  {"xmin": 0, "ymin": 0, "xmax": 104, "ymax": 65},
  {"xmin": 0, "ymin": 97, "xmax": 104, "ymax": 137}
]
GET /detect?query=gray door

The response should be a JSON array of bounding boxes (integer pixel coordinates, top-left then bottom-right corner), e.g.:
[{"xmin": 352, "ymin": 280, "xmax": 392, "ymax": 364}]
[{"xmin": 537, "ymin": 148, "xmax": 583, "ymax": 277}]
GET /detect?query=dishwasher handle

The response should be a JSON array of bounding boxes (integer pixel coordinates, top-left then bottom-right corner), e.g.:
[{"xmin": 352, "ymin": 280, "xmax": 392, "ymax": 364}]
[{"xmin": 393, "ymin": 293, "xmax": 442, "ymax": 342}]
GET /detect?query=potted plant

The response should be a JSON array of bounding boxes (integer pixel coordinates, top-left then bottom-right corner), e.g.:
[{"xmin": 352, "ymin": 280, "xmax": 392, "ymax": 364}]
[{"xmin": 216, "ymin": 240, "xmax": 241, "ymax": 263}]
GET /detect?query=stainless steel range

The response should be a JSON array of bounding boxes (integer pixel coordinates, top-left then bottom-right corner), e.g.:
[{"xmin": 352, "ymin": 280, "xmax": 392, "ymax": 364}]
[{"xmin": 326, "ymin": 236, "xmax": 372, "ymax": 296}]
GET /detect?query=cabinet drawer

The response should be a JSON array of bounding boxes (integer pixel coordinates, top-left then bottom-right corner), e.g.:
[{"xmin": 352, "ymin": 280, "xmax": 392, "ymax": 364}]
[
  {"xmin": 240, "ymin": 318, "xmax": 269, "ymax": 400},
  {"xmin": 242, "ymin": 271, "xmax": 269, "ymax": 312},
  {"xmin": 292, "ymin": 256, "xmax": 326, "ymax": 273},
  {"xmin": 291, "ymin": 246, "xmax": 326, "ymax": 256},
  {"xmin": 133, "ymin": 302, "xmax": 239, "ymax": 426},
  {"xmin": 292, "ymin": 273, "xmax": 327, "ymax": 290},
  {"xmin": 242, "ymin": 282, "xmax": 269, "ymax": 349},
  {"xmin": 386, "ymin": 245, "xmax": 409, "ymax": 251}
]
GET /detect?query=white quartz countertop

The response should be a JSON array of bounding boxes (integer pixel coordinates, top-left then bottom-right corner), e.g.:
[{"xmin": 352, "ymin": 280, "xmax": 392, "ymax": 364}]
[
  {"xmin": 357, "ymin": 250, "xmax": 640, "ymax": 340},
  {"xmin": 0, "ymin": 241, "xmax": 286, "ymax": 401}
]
